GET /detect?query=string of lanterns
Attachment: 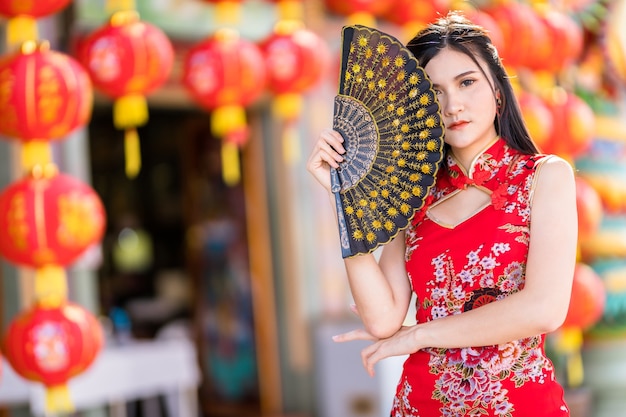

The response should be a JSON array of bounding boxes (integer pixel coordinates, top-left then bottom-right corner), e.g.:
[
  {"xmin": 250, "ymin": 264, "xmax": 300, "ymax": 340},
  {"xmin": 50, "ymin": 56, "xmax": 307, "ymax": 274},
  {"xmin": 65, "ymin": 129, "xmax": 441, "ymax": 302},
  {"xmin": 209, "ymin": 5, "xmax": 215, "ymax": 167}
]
[{"xmin": 0, "ymin": 2, "xmax": 105, "ymax": 413}]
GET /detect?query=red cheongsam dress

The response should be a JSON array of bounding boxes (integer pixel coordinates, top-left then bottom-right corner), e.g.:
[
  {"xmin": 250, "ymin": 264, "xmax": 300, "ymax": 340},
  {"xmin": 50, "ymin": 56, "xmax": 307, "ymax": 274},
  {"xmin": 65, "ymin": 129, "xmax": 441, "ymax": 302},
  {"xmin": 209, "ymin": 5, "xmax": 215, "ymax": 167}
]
[{"xmin": 392, "ymin": 138, "xmax": 570, "ymax": 417}]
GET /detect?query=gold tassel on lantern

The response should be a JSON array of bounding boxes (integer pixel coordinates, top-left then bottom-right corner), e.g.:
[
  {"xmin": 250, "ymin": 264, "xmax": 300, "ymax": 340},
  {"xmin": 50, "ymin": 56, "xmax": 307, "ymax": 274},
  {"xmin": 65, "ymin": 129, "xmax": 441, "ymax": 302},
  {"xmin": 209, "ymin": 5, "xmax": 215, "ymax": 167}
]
[
  {"xmin": 34, "ymin": 265, "xmax": 68, "ymax": 308},
  {"xmin": 6, "ymin": 16, "xmax": 39, "ymax": 49},
  {"xmin": 554, "ymin": 326, "xmax": 584, "ymax": 388},
  {"xmin": 273, "ymin": 93, "xmax": 303, "ymax": 164},
  {"xmin": 113, "ymin": 94, "xmax": 148, "ymax": 178},
  {"xmin": 46, "ymin": 384, "xmax": 74, "ymax": 414},
  {"xmin": 213, "ymin": 1, "xmax": 242, "ymax": 25},
  {"xmin": 106, "ymin": 0, "xmax": 136, "ymax": 13},
  {"xmin": 275, "ymin": 0, "xmax": 304, "ymax": 21},
  {"xmin": 21, "ymin": 141, "xmax": 53, "ymax": 173},
  {"xmin": 211, "ymin": 105, "xmax": 247, "ymax": 186}
]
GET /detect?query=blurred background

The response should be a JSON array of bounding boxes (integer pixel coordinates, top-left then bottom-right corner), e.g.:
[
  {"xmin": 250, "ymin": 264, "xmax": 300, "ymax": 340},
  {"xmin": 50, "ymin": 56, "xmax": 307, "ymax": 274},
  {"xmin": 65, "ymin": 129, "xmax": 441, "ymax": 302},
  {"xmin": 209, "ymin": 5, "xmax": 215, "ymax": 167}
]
[{"xmin": 0, "ymin": 0, "xmax": 625, "ymax": 417}]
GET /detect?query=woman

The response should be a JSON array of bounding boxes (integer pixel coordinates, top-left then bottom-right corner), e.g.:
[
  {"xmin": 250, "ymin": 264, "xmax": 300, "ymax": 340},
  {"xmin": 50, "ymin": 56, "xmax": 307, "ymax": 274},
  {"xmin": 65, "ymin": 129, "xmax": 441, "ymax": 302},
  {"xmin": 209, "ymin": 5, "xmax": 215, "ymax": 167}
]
[{"xmin": 307, "ymin": 11, "xmax": 577, "ymax": 416}]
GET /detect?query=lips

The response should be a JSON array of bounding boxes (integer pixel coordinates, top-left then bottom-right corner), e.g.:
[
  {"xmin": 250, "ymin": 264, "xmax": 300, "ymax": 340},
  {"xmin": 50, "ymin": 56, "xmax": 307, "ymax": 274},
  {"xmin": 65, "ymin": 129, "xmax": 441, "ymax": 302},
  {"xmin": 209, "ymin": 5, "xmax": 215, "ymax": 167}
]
[{"xmin": 448, "ymin": 120, "xmax": 469, "ymax": 130}]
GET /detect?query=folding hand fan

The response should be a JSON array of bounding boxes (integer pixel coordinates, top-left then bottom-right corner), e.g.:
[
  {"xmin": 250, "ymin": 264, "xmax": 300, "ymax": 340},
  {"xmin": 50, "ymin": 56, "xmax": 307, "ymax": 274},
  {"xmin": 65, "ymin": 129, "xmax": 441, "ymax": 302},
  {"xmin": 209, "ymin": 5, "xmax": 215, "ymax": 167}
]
[{"xmin": 331, "ymin": 25, "xmax": 445, "ymax": 258}]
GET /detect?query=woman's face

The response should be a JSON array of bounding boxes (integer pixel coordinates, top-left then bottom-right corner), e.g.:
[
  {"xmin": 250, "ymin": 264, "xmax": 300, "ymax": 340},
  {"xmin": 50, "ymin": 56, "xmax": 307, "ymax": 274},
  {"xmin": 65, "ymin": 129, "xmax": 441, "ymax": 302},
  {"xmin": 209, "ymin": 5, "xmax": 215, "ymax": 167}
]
[{"xmin": 425, "ymin": 47, "xmax": 498, "ymax": 162}]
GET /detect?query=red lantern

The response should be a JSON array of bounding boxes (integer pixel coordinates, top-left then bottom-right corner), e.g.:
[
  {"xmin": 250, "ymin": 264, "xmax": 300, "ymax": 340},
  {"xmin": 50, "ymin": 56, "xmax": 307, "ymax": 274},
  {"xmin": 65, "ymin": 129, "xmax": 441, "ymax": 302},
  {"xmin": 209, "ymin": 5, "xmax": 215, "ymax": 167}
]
[
  {"xmin": 484, "ymin": 2, "xmax": 547, "ymax": 69},
  {"xmin": 529, "ymin": 8, "xmax": 584, "ymax": 73},
  {"xmin": 0, "ymin": 41, "xmax": 93, "ymax": 171},
  {"xmin": 260, "ymin": 22, "xmax": 329, "ymax": 120},
  {"xmin": 542, "ymin": 89, "xmax": 595, "ymax": 158},
  {"xmin": 466, "ymin": 9, "xmax": 505, "ymax": 55},
  {"xmin": 575, "ymin": 176, "xmax": 603, "ymax": 241},
  {"xmin": 324, "ymin": 0, "xmax": 392, "ymax": 26},
  {"xmin": 4, "ymin": 301, "xmax": 104, "ymax": 413},
  {"xmin": 383, "ymin": 0, "xmax": 451, "ymax": 41},
  {"xmin": 0, "ymin": 0, "xmax": 72, "ymax": 46},
  {"xmin": 563, "ymin": 263, "xmax": 606, "ymax": 330},
  {"xmin": 0, "ymin": 165, "xmax": 106, "ymax": 270},
  {"xmin": 77, "ymin": 10, "xmax": 174, "ymax": 178},
  {"xmin": 517, "ymin": 91, "xmax": 554, "ymax": 151},
  {"xmin": 182, "ymin": 28, "xmax": 266, "ymax": 185}
]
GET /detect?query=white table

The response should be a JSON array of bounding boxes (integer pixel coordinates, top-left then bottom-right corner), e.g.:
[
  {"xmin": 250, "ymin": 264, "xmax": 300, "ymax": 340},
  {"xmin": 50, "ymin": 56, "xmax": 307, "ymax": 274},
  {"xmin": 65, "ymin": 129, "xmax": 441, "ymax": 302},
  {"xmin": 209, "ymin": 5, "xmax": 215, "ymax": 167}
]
[{"xmin": 0, "ymin": 338, "xmax": 201, "ymax": 417}]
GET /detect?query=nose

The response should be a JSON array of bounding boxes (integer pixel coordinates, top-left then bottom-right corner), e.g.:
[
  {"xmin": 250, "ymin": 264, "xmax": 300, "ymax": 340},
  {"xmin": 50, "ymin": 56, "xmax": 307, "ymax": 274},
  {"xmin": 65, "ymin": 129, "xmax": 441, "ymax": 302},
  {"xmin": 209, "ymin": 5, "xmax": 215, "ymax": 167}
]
[{"xmin": 442, "ymin": 91, "xmax": 463, "ymax": 117}]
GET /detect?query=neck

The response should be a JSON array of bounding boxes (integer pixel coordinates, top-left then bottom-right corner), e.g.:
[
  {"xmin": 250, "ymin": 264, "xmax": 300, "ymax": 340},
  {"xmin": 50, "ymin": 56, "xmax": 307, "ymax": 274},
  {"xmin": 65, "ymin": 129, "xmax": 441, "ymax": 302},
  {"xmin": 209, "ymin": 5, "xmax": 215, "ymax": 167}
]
[{"xmin": 449, "ymin": 136, "xmax": 500, "ymax": 172}]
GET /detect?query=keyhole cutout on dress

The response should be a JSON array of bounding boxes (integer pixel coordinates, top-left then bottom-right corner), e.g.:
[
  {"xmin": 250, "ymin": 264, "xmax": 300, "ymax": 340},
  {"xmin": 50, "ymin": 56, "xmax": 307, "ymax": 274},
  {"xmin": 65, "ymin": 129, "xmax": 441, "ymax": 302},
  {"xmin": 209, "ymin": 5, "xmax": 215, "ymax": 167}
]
[{"xmin": 426, "ymin": 186, "xmax": 492, "ymax": 228}]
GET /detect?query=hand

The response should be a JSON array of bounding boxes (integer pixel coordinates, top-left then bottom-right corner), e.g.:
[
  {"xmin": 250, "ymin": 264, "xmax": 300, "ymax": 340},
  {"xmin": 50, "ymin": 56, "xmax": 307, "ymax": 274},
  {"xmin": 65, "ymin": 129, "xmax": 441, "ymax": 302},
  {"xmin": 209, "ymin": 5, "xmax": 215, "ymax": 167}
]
[
  {"xmin": 333, "ymin": 325, "xmax": 418, "ymax": 377},
  {"xmin": 306, "ymin": 128, "xmax": 345, "ymax": 191}
]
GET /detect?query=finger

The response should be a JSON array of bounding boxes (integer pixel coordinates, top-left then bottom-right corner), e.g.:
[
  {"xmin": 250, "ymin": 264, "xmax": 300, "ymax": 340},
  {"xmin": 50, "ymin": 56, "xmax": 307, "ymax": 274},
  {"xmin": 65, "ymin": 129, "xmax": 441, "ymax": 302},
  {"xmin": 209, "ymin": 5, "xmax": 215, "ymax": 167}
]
[
  {"xmin": 320, "ymin": 129, "xmax": 346, "ymax": 156},
  {"xmin": 332, "ymin": 328, "xmax": 376, "ymax": 343},
  {"xmin": 349, "ymin": 303, "xmax": 360, "ymax": 317},
  {"xmin": 361, "ymin": 343, "xmax": 380, "ymax": 377}
]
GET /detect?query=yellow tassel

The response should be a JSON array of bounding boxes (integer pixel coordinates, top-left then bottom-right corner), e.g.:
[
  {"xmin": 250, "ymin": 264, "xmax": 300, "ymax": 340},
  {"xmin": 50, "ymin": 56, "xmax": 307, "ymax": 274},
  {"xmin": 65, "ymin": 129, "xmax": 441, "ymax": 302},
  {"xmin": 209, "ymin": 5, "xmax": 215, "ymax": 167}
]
[
  {"xmin": 554, "ymin": 327, "xmax": 584, "ymax": 388},
  {"xmin": 276, "ymin": 0, "xmax": 304, "ymax": 21},
  {"xmin": 34, "ymin": 265, "xmax": 67, "ymax": 309},
  {"xmin": 273, "ymin": 93, "xmax": 303, "ymax": 121},
  {"xmin": 114, "ymin": 94, "xmax": 148, "ymax": 130},
  {"xmin": 346, "ymin": 12, "xmax": 377, "ymax": 28},
  {"xmin": 124, "ymin": 128, "xmax": 141, "ymax": 178},
  {"xmin": 221, "ymin": 141, "xmax": 240, "ymax": 186},
  {"xmin": 282, "ymin": 124, "xmax": 301, "ymax": 165},
  {"xmin": 46, "ymin": 384, "xmax": 74, "ymax": 414},
  {"xmin": 213, "ymin": 1, "xmax": 241, "ymax": 25},
  {"xmin": 21, "ymin": 141, "xmax": 52, "ymax": 173},
  {"xmin": 211, "ymin": 105, "xmax": 246, "ymax": 138},
  {"xmin": 106, "ymin": 0, "xmax": 137, "ymax": 14},
  {"xmin": 7, "ymin": 17, "xmax": 38, "ymax": 49}
]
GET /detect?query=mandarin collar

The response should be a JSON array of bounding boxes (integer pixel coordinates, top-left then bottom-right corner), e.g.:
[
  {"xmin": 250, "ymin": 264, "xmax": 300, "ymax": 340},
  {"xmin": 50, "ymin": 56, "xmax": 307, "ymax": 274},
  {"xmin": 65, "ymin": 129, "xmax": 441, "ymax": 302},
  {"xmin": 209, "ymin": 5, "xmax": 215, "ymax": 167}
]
[{"xmin": 446, "ymin": 137, "xmax": 510, "ymax": 190}]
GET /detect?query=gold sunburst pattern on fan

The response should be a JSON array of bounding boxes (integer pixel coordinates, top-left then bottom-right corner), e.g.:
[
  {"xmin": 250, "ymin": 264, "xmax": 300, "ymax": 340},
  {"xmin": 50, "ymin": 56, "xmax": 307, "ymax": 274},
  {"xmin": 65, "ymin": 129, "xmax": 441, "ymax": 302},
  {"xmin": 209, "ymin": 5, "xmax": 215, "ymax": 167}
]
[{"xmin": 331, "ymin": 25, "xmax": 445, "ymax": 258}]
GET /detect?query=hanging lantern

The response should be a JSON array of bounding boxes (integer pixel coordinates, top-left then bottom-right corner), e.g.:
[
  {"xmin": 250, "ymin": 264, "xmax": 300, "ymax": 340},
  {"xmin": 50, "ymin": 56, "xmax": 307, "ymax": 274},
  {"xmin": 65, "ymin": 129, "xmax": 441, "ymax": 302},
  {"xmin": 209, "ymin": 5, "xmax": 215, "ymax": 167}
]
[
  {"xmin": 77, "ymin": 10, "xmax": 174, "ymax": 178},
  {"xmin": 484, "ymin": 2, "xmax": 547, "ymax": 70},
  {"xmin": 517, "ymin": 91, "xmax": 554, "ymax": 152},
  {"xmin": 0, "ymin": 0, "xmax": 72, "ymax": 47},
  {"xmin": 541, "ymin": 88, "xmax": 595, "ymax": 158},
  {"xmin": 382, "ymin": 0, "xmax": 451, "ymax": 42},
  {"xmin": 554, "ymin": 262, "xmax": 606, "ymax": 387},
  {"xmin": 529, "ymin": 7, "xmax": 584, "ymax": 73},
  {"xmin": 324, "ymin": 0, "xmax": 392, "ymax": 27},
  {"xmin": 575, "ymin": 176, "xmax": 603, "ymax": 242},
  {"xmin": 465, "ymin": 9, "xmax": 505, "ymax": 55},
  {"xmin": 182, "ymin": 28, "xmax": 266, "ymax": 186},
  {"xmin": 0, "ymin": 40, "xmax": 93, "ymax": 172},
  {"xmin": 260, "ymin": 21, "xmax": 329, "ymax": 162},
  {"xmin": 3, "ymin": 301, "xmax": 104, "ymax": 413},
  {"xmin": 265, "ymin": 0, "xmax": 304, "ymax": 21},
  {"xmin": 0, "ymin": 164, "xmax": 106, "ymax": 273},
  {"xmin": 201, "ymin": 0, "xmax": 245, "ymax": 25}
]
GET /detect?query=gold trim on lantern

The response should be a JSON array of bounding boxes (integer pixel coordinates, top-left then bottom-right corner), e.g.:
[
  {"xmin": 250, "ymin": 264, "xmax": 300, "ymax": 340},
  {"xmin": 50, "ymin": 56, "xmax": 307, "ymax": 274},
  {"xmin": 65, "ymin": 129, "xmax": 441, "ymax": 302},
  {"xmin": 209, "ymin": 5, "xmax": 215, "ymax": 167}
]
[
  {"xmin": 272, "ymin": 93, "xmax": 303, "ymax": 121},
  {"xmin": 109, "ymin": 9, "xmax": 140, "ymax": 26},
  {"xmin": 276, "ymin": 0, "xmax": 304, "ymax": 22}
]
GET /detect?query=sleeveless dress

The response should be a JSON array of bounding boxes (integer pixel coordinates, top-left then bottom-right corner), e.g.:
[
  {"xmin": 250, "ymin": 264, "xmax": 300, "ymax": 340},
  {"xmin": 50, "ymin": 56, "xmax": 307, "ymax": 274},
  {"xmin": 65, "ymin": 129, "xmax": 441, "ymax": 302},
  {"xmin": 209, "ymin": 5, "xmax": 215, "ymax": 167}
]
[{"xmin": 392, "ymin": 138, "xmax": 570, "ymax": 417}]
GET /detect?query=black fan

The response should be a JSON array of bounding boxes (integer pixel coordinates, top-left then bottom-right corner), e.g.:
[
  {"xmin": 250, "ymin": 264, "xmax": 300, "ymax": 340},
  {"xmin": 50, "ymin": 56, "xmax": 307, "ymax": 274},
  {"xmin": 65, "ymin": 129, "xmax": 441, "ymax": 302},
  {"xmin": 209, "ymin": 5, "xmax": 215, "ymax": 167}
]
[{"xmin": 331, "ymin": 25, "xmax": 445, "ymax": 258}]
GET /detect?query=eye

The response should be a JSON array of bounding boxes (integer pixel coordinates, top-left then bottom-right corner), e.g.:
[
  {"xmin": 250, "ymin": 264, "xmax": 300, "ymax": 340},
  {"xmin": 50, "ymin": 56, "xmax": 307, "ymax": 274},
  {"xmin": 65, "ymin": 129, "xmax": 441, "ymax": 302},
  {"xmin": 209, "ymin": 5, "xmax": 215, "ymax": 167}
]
[{"xmin": 460, "ymin": 79, "xmax": 475, "ymax": 88}]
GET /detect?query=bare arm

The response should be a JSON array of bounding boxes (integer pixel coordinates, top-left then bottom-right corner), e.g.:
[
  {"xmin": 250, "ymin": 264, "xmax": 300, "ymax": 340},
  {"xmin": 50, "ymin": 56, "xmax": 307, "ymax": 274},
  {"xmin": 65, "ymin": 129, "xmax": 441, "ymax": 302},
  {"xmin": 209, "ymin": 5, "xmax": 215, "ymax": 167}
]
[
  {"xmin": 307, "ymin": 129, "xmax": 413, "ymax": 338},
  {"xmin": 338, "ymin": 156, "xmax": 578, "ymax": 375}
]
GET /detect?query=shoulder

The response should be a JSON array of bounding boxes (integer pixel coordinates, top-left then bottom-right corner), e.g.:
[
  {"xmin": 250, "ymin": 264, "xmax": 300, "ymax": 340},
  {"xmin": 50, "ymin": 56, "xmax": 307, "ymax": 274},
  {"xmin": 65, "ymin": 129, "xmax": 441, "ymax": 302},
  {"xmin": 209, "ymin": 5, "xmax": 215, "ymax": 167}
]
[{"xmin": 530, "ymin": 154, "xmax": 576, "ymax": 205}]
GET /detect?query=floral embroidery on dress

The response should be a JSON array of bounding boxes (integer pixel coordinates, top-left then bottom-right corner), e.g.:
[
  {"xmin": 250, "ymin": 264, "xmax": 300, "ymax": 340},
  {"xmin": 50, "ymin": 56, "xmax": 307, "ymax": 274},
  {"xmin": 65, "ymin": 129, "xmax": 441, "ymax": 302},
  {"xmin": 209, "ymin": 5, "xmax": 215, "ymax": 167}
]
[{"xmin": 393, "ymin": 139, "xmax": 568, "ymax": 417}]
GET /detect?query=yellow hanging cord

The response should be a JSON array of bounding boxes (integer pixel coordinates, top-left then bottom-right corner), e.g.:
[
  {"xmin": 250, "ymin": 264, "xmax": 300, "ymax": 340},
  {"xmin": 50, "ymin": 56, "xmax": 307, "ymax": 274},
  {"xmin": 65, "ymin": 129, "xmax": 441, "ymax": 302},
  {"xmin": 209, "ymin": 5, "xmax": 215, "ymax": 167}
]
[
  {"xmin": 21, "ymin": 141, "xmax": 53, "ymax": 173},
  {"xmin": 124, "ymin": 128, "xmax": 141, "ymax": 178}
]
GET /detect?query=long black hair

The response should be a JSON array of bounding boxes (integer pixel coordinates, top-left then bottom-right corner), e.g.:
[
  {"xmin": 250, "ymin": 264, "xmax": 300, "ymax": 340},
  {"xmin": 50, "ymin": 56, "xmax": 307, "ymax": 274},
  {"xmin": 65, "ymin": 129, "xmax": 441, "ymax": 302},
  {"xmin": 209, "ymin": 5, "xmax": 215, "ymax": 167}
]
[{"xmin": 406, "ymin": 11, "xmax": 539, "ymax": 154}]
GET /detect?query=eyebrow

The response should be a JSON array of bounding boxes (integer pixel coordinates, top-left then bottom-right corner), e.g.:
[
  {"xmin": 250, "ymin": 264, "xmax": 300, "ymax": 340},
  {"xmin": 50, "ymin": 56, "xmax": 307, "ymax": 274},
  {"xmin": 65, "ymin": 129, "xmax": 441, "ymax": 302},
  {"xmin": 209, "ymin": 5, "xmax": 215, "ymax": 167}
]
[{"xmin": 431, "ymin": 70, "xmax": 478, "ymax": 88}]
